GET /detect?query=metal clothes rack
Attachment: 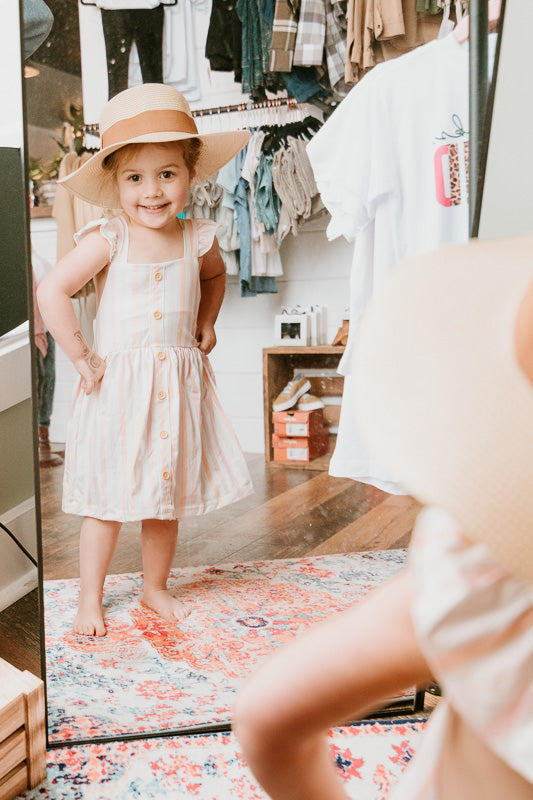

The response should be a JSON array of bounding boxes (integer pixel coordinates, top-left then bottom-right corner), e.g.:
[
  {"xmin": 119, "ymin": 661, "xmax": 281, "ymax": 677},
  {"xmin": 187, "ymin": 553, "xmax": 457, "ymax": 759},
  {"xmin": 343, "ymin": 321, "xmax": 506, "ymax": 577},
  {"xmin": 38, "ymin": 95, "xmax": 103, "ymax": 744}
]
[
  {"xmin": 191, "ymin": 96, "xmax": 300, "ymax": 118},
  {"xmin": 81, "ymin": 96, "xmax": 302, "ymax": 139},
  {"xmin": 469, "ymin": 0, "xmax": 506, "ymax": 236},
  {"xmin": 469, "ymin": 0, "xmax": 489, "ymax": 235}
]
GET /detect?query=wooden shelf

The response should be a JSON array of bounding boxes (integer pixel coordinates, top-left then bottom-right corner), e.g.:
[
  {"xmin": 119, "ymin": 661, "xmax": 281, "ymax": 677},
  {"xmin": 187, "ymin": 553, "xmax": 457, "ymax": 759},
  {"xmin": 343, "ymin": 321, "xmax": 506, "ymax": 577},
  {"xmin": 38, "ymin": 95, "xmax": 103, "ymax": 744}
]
[{"xmin": 263, "ymin": 345, "xmax": 345, "ymax": 471}]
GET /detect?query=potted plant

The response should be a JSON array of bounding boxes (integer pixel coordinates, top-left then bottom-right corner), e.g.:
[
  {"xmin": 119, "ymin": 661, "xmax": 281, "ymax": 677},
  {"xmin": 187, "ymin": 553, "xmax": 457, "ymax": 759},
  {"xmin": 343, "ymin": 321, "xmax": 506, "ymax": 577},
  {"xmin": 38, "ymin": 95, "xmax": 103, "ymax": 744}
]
[{"xmin": 29, "ymin": 153, "xmax": 62, "ymax": 206}]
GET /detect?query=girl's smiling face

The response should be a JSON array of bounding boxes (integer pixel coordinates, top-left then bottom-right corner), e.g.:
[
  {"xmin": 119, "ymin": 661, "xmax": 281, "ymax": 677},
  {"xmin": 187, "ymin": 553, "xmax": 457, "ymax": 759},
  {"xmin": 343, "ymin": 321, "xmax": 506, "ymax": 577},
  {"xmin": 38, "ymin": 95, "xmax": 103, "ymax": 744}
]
[{"xmin": 115, "ymin": 142, "xmax": 192, "ymax": 230}]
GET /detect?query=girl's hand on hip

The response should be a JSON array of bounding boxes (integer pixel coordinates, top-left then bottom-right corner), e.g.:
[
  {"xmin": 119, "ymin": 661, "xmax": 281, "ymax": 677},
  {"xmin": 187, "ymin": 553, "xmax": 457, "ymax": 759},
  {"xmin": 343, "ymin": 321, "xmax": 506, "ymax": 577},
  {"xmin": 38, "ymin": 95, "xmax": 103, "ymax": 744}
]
[
  {"xmin": 74, "ymin": 352, "xmax": 106, "ymax": 395},
  {"xmin": 196, "ymin": 321, "xmax": 217, "ymax": 354}
]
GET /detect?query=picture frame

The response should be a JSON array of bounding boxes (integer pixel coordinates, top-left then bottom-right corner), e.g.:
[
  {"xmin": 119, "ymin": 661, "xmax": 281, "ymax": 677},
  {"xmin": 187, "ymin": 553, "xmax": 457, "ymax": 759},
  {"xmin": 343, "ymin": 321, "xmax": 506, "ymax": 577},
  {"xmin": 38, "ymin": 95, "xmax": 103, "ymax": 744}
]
[{"xmin": 274, "ymin": 313, "xmax": 309, "ymax": 346}]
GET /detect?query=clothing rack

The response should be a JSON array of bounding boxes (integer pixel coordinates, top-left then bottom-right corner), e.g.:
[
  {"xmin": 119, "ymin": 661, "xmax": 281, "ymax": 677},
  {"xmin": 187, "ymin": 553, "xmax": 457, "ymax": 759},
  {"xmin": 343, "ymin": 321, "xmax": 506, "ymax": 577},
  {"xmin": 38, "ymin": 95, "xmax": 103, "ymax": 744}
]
[
  {"xmin": 191, "ymin": 97, "xmax": 301, "ymax": 118},
  {"xmin": 81, "ymin": 96, "xmax": 304, "ymax": 139}
]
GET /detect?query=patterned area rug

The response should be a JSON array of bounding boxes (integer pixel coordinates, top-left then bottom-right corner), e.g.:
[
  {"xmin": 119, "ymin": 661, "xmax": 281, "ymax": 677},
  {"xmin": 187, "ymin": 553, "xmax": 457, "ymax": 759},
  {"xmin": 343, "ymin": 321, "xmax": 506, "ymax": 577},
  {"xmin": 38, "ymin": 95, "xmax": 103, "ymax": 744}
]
[
  {"xmin": 44, "ymin": 551, "xmax": 407, "ymax": 742},
  {"xmin": 19, "ymin": 720, "xmax": 426, "ymax": 799}
]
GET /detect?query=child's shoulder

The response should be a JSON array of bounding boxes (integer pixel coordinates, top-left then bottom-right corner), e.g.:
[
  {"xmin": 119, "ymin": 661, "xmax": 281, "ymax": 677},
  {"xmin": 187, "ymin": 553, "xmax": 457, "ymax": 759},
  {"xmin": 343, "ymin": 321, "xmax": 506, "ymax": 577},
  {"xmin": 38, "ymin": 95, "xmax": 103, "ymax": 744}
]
[
  {"xmin": 186, "ymin": 218, "xmax": 220, "ymax": 256},
  {"xmin": 74, "ymin": 214, "xmax": 124, "ymax": 258}
]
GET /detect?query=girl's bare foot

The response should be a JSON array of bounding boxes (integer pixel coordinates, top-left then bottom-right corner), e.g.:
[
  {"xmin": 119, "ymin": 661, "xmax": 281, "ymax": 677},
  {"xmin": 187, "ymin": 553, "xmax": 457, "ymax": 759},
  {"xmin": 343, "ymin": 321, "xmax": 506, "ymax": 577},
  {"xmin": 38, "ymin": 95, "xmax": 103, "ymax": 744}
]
[
  {"xmin": 73, "ymin": 596, "xmax": 106, "ymax": 636},
  {"xmin": 143, "ymin": 587, "xmax": 190, "ymax": 623}
]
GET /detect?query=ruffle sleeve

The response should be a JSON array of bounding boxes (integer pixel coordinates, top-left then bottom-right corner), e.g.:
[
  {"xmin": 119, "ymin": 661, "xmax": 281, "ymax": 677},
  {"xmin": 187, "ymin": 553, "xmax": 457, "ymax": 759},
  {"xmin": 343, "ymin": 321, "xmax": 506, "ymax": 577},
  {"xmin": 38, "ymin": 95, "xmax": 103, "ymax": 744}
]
[
  {"xmin": 193, "ymin": 218, "xmax": 221, "ymax": 257},
  {"xmin": 73, "ymin": 216, "xmax": 122, "ymax": 260}
]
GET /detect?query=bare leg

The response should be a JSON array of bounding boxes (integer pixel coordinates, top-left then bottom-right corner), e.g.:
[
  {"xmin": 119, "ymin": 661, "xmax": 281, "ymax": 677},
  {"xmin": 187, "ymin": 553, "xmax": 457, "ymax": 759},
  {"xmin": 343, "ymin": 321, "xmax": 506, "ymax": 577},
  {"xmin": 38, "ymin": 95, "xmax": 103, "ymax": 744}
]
[
  {"xmin": 234, "ymin": 572, "xmax": 434, "ymax": 800},
  {"xmin": 141, "ymin": 518, "xmax": 189, "ymax": 622},
  {"xmin": 73, "ymin": 516, "xmax": 121, "ymax": 636}
]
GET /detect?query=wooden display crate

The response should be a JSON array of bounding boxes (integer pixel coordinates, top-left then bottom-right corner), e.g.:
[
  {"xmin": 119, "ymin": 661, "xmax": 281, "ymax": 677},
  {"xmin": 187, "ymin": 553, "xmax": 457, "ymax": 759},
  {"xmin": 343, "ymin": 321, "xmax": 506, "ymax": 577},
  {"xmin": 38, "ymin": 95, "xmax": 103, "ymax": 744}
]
[
  {"xmin": 263, "ymin": 346, "xmax": 345, "ymax": 470},
  {"xmin": 0, "ymin": 658, "xmax": 46, "ymax": 799}
]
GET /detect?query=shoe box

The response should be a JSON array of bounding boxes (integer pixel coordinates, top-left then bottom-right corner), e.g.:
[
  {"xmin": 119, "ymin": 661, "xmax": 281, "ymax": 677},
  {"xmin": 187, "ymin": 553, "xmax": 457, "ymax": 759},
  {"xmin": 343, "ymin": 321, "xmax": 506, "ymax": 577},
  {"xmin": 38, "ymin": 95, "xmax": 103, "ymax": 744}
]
[
  {"xmin": 272, "ymin": 408, "xmax": 329, "ymax": 462},
  {"xmin": 272, "ymin": 407, "xmax": 325, "ymax": 437},
  {"xmin": 272, "ymin": 431, "xmax": 329, "ymax": 462}
]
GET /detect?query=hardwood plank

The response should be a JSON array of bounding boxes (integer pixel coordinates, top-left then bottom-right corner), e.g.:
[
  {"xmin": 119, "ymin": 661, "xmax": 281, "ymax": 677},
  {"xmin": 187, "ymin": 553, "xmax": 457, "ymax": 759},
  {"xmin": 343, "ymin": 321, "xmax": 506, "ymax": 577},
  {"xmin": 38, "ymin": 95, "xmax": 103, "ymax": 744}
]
[
  {"xmin": 308, "ymin": 495, "xmax": 422, "ymax": 556},
  {"xmin": 0, "ymin": 592, "xmax": 41, "ymax": 678},
  {"xmin": 171, "ymin": 472, "xmax": 357, "ymax": 567}
]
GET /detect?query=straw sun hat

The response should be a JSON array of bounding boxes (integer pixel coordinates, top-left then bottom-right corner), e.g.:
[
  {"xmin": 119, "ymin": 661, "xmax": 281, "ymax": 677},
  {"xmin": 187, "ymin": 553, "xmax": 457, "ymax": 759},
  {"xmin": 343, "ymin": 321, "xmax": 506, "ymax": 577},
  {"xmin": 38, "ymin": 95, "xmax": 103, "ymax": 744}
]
[
  {"xmin": 354, "ymin": 235, "xmax": 533, "ymax": 584},
  {"xmin": 59, "ymin": 83, "xmax": 251, "ymax": 209}
]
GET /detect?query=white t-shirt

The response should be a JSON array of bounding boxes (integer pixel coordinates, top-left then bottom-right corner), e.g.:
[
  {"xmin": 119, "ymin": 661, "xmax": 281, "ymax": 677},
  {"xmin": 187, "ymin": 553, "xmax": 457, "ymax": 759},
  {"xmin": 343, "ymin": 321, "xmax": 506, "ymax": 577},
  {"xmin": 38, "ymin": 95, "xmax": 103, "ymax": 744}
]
[{"xmin": 307, "ymin": 33, "xmax": 496, "ymax": 491}]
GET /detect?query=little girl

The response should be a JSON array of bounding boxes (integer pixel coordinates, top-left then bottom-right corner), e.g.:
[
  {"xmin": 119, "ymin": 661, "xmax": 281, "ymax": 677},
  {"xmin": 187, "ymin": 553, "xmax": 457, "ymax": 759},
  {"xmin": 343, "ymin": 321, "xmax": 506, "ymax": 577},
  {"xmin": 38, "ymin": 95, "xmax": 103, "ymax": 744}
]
[{"xmin": 38, "ymin": 84, "xmax": 253, "ymax": 636}]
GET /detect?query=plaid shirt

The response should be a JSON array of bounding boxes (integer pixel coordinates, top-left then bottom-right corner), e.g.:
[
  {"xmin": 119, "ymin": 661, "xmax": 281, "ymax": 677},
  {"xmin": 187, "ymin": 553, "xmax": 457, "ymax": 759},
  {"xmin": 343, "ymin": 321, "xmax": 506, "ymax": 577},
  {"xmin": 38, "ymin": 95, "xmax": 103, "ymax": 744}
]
[
  {"xmin": 325, "ymin": 0, "xmax": 348, "ymax": 89},
  {"xmin": 269, "ymin": 0, "xmax": 300, "ymax": 71},
  {"xmin": 294, "ymin": 0, "xmax": 326, "ymax": 66}
]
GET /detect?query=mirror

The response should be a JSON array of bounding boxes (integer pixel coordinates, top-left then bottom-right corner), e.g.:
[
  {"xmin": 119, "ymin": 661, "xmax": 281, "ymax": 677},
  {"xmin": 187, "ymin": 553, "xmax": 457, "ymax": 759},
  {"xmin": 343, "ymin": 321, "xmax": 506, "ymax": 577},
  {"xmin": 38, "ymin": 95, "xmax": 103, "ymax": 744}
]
[
  {"xmin": 26, "ymin": 0, "xmax": 364, "ymax": 748},
  {"xmin": 0, "ymin": 2, "xmax": 43, "ymax": 681},
  {"xmin": 17, "ymin": 0, "xmax": 503, "ymax": 748}
]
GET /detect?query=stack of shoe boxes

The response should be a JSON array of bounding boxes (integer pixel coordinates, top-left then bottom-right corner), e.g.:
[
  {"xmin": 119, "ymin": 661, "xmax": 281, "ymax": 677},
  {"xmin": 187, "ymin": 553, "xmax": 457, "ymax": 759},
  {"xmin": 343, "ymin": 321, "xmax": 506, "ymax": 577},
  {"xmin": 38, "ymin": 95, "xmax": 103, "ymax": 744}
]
[{"xmin": 271, "ymin": 375, "xmax": 329, "ymax": 463}]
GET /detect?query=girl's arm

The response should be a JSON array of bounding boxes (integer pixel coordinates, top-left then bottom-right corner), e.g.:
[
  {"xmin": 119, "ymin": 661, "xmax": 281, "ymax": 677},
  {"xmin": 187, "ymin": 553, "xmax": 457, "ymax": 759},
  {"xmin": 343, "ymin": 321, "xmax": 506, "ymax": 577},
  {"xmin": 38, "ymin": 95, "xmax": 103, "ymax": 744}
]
[
  {"xmin": 37, "ymin": 231, "xmax": 111, "ymax": 394},
  {"xmin": 234, "ymin": 572, "xmax": 434, "ymax": 800},
  {"xmin": 196, "ymin": 238, "xmax": 226, "ymax": 354}
]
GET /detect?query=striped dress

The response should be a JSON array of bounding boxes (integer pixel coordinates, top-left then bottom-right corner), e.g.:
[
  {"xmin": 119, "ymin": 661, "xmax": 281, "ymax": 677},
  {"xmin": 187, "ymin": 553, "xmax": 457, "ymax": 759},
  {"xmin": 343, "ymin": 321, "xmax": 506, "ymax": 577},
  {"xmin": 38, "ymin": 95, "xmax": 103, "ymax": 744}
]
[
  {"xmin": 62, "ymin": 215, "xmax": 253, "ymax": 521},
  {"xmin": 391, "ymin": 507, "xmax": 533, "ymax": 798}
]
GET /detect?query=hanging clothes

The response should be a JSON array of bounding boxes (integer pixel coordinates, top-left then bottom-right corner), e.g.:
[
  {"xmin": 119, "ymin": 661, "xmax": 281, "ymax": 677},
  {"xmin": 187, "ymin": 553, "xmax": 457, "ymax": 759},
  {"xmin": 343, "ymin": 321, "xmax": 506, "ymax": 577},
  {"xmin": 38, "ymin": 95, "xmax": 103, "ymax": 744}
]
[
  {"xmin": 100, "ymin": 5, "xmax": 164, "ymax": 98},
  {"xmin": 78, "ymin": 0, "xmax": 202, "ymax": 124},
  {"xmin": 269, "ymin": 0, "xmax": 299, "ymax": 72},
  {"xmin": 236, "ymin": 0, "xmax": 272, "ymax": 94},
  {"xmin": 324, "ymin": 0, "xmax": 350, "ymax": 96},
  {"xmin": 183, "ymin": 178, "xmax": 241, "ymax": 276},
  {"xmin": 129, "ymin": 0, "xmax": 206, "ymax": 101},
  {"xmin": 307, "ymin": 32, "xmax": 498, "ymax": 493},
  {"xmin": 205, "ymin": 0, "xmax": 242, "ymax": 82},
  {"xmin": 293, "ymin": 0, "xmax": 326, "ymax": 67},
  {"xmin": 234, "ymin": 142, "xmax": 279, "ymax": 296},
  {"xmin": 242, "ymin": 131, "xmax": 284, "ymax": 278},
  {"xmin": 273, "ymin": 133, "xmax": 325, "ymax": 238},
  {"xmin": 345, "ymin": 0, "xmax": 443, "ymax": 84},
  {"xmin": 52, "ymin": 151, "xmax": 114, "ymax": 264}
]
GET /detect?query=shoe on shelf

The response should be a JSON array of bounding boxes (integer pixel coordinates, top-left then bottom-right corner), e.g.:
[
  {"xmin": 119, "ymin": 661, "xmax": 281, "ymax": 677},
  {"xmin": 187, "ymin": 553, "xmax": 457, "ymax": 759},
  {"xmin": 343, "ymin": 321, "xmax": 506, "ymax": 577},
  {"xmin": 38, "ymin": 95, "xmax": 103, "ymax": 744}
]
[
  {"xmin": 273, "ymin": 374, "xmax": 311, "ymax": 412},
  {"xmin": 331, "ymin": 318, "xmax": 349, "ymax": 346},
  {"xmin": 297, "ymin": 393, "xmax": 325, "ymax": 411}
]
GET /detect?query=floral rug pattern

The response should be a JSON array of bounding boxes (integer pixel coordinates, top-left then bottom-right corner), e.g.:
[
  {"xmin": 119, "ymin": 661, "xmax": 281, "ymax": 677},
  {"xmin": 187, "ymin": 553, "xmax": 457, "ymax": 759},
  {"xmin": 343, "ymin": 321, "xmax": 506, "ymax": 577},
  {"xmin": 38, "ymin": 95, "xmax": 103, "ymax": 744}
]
[
  {"xmin": 44, "ymin": 551, "xmax": 407, "ymax": 742},
  {"xmin": 20, "ymin": 720, "xmax": 426, "ymax": 799}
]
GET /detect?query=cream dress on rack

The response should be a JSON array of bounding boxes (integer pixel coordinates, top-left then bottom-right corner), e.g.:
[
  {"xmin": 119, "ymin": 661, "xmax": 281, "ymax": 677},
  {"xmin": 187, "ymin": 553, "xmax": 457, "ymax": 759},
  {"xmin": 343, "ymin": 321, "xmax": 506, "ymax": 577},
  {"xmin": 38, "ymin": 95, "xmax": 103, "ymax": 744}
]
[{"xmin": 62, "ymin": 215, "xmax": 253, "ymax": 521}]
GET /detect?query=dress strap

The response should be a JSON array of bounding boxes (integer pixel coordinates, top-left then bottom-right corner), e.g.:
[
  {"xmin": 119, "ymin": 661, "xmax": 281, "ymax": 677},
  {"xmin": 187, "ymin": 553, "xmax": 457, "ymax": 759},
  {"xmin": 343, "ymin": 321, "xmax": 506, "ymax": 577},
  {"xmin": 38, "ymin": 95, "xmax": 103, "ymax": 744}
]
[{"xmin": 181, "ymin": 218, "xmax": 194, "ymax": 260}]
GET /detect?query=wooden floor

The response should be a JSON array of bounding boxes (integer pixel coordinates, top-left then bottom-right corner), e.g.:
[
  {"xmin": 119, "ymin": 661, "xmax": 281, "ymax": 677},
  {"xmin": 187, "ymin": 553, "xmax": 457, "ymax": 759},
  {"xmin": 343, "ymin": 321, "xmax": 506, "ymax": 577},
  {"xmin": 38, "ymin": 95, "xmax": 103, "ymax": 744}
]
[
  {"xmin": 1, "ymin": 454, "xmax": 421, "ymax": 679},
  {"xmin": 39, "ymin": 453, "xmax": 420, "ymax": 579}
]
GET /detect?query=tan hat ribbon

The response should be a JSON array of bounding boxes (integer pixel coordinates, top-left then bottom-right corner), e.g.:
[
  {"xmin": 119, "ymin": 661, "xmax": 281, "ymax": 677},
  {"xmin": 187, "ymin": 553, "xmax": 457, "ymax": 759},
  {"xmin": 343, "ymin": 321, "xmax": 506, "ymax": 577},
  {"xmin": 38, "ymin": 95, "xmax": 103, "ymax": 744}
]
[{"xmin": 102, "ymin": 109, "xmax": 199, "ymax": 148}]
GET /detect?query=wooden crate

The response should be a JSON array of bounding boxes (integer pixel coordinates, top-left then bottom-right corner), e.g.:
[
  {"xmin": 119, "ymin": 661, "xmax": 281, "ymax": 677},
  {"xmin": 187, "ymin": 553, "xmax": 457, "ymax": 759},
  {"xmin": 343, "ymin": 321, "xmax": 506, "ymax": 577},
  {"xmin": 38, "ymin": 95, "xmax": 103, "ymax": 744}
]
[
  {"xmin": 0, "ymin": 658, "xmax": 46, "ymax": 799},
  {"xmin": 263, "ymin": 346, "xmax": 345, "ymax": 470}
]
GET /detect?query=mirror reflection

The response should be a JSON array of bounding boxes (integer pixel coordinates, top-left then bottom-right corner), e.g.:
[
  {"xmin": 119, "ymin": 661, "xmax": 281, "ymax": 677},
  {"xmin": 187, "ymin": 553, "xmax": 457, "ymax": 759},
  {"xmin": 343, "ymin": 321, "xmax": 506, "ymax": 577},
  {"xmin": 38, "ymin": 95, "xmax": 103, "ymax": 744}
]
[{"xmin": 20, "ymin": 0, "xmax": 498, "ymax": 747}]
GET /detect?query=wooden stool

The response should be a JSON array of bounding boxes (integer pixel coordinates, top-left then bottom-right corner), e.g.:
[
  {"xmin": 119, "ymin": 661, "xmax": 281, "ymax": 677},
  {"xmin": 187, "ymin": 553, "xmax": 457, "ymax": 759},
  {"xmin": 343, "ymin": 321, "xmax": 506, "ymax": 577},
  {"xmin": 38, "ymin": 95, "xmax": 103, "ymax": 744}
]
[{"xmin": 0, "ymin": 658, "xmax": 46, "ymax": 799}]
